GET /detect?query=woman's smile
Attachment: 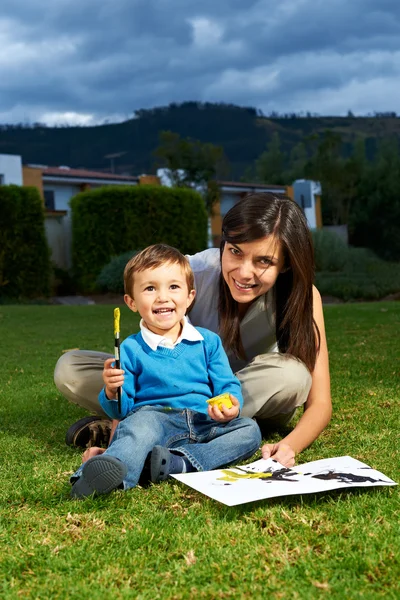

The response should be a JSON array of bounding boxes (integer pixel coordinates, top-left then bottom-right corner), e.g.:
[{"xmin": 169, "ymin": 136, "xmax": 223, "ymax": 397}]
[{"xmin": 232, "ymin": 278, "xmax": 259, "ymax": 291}]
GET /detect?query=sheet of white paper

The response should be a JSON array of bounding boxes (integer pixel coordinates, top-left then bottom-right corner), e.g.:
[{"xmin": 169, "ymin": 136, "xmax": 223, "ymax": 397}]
[{"xmin": 171, "ymin": 456, "xmax": 397, "ymax": 506}]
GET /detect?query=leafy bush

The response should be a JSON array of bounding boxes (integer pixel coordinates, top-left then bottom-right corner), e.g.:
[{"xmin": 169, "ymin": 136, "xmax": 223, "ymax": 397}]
[
  {"xmin": 312, "ymin": 228, "xmax": 400, "ymax": 300},
  {"xmin": 312, "ymin": 229, "xmax": 349, "ymax": 272},
  {"xmin": 315, "ymin": 249, "xmax": 400, "ymax": 301},
  {"xmin": 0, "ymin": 185, "xmax": 51, "ymax": 299},
  {"xmin": 96, "ymin": 251, "xmax": 138, "ymax": 294},
  {"xmin": 71, "ymin": 185, "xmax": 208, "ymax": 291}
]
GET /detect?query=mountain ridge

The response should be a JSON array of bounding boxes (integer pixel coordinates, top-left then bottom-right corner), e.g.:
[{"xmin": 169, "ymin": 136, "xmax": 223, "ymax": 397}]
[{"xmin": 1, "ymin": 102, "xmax": 399, "ymax": 179}]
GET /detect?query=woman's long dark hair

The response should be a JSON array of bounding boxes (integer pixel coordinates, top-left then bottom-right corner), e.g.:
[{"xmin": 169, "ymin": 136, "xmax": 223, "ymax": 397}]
[{"xmin": 218, "ymin": 192, "xmax": 320, "ymax": 372}]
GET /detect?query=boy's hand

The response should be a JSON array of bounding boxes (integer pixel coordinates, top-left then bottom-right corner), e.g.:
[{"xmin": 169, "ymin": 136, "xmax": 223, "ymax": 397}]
[
  {"xmin": 102, "ymin": 357, "xmax": 124, "ymax": 400},
  {"xmin": 208, "ymin": 395, "xmax": 240, "ymax": 422}
]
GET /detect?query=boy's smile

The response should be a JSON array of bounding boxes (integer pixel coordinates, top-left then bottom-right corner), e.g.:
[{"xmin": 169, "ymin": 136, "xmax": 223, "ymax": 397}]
[{"xmin": 124, "ymin": 262, "xmax": 196, "ymax": 342}]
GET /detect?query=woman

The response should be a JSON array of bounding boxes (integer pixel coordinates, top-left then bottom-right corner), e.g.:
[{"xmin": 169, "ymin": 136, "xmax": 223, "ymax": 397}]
[{"xmin": 55, "ymin": 193, "xmax": 331, "ymax": 467}]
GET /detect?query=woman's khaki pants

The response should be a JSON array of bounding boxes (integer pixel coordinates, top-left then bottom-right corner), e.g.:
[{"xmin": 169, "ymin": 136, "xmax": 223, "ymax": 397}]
[{"xmin": 54, "ymin": 350, "xmax": 312, "ymax": 430}]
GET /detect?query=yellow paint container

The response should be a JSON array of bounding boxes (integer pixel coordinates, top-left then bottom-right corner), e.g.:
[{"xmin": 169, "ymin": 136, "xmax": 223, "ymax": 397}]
[{"xmin": 207, "ymin": 393, "xmax": 233, "ymax": 410}]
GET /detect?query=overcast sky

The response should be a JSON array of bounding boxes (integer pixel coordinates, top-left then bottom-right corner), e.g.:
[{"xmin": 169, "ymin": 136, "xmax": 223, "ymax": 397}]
[{"xmin": 1, "ymin": 0, "xmax": 400, "ymax": 126}]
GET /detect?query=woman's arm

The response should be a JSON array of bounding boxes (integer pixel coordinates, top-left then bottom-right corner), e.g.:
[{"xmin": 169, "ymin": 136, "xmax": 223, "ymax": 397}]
[{"xmin": 262, "ymin": 286, "xmax": 332, "ymax": 465}]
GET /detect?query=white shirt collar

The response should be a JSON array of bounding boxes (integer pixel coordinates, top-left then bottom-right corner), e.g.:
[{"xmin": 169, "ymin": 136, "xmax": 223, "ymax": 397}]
[{"xmin": 139, "ymin": 315, "xmax": 204, "ymax": 351}]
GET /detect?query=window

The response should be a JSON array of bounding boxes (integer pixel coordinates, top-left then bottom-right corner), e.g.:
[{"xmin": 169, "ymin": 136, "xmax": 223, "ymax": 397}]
[
  {"xmin": 300, "ymin": 193, "xmax": 312, "ymax": 209},
  {"xmin": 44, "ymin": 190, "xmax": 55, "ymax": 210}
]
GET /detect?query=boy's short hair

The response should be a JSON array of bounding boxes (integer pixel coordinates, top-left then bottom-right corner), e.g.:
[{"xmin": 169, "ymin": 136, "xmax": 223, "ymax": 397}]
[{"xmin": 124, "ymin": 244, "xmax": 195, "ymax": 296}]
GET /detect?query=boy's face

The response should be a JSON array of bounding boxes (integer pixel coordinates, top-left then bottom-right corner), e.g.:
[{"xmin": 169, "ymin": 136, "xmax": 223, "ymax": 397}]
[{"xmin": 124, "ymin": 262, "xmax": 196, "ymax": 339}]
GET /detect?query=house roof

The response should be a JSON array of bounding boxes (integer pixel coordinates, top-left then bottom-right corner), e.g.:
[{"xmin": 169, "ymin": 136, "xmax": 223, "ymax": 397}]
[
  {"xmin": 216, "ymin": 180, "xmax": 286, "ymax": 191},
  {"xmin": 41, "ymin": 166, "xmax": 138, "ymax": 182}
]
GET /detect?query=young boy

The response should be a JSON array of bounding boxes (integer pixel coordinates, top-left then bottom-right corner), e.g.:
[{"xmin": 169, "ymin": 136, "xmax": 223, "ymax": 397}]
[{"xmin": 70, "ymin": 244, "xmax": 261, "ymax": 498}]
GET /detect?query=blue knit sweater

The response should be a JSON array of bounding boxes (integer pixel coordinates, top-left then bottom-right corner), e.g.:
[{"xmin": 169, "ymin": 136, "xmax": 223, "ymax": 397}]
[{"xmin": 99, "ymin": 327, "xmax": 243, "ymax": 419}]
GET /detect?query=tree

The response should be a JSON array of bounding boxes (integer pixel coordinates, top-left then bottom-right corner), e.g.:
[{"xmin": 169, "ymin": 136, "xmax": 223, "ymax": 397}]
[
  {"xmin": 154, "ymin": 131, "xmax": 229, "ymax": 215},
  {"xmin": 349, "ymin": 136, "xmax": 400, "ymax": 260},
  {"xmin": 285, "ymin": 142, "xmax": 308, "ymax": 182},
  {"xmin": 340, "ymin": 137, "xmax": 368, "ymax": 224},
  {"xmin": 255, "ymin": 132, "xmax": 287, "ymax": 184},
  {"xmin": 304, "ymin": 131, "xmax": 348, "ymax": 225}
]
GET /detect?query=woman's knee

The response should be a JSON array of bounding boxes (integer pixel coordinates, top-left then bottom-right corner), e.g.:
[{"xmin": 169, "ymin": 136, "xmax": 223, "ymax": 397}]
[
  {"xmin": 280, "ymin": 356, "xmax": 312, "ymax": 399},
  {"xmin": 238, "ymin": 353, "xmax": 312, "ymax": 419},
  {"xmin": 54, "ymin": 352, "xmax": 74, "ymax": 396},
  {"xmin": 54, "ymin": 350, "xmax": 110, "ymax": 413}
]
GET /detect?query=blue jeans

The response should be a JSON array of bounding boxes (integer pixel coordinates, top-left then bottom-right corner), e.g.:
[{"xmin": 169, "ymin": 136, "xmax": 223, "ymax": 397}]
[{"xmin": 72, "ymin": 406, "xmax": 261, "ymax": 490}]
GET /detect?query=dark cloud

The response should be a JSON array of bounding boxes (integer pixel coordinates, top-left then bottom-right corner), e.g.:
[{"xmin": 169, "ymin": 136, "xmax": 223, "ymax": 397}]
[{"xmin": 1, "ymin": 0, "xmax": 400, "ymax": 124}]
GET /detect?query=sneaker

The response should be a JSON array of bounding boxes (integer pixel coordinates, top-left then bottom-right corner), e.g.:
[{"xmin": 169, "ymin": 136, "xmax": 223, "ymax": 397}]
[{"xmin": 65, "ymin": 416, "xmax": 112, "ymax": 448}]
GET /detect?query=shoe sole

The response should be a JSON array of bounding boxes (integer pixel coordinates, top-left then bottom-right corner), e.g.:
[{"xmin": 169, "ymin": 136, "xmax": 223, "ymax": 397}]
[
  {"xmin": 70, "ymin": 456, "xmax": 127, "ymax": 499},
  {"xmin": 65, "ymin": 416, "xmax": 101, "ymax": 448},
  {"xmin": 65, "ymin": 416, "xmax": 111, "ymax": 448}
]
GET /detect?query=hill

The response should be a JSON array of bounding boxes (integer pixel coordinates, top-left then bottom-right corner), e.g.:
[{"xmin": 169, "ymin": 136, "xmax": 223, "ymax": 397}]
[{"xmin": 1, "ymin": 102, "xmax": 400, "ymax": 179}]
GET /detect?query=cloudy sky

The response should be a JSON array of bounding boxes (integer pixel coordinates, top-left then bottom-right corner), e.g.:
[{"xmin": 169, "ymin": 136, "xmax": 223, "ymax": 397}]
[{"xmin": 1, "ymin": 0, "xmax": 400, "ymax": 126}]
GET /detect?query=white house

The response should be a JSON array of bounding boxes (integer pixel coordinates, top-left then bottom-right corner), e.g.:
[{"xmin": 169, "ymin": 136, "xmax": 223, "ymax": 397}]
[
  {"xmin": 0, "ymin": 154, "xmax": 140, "ymax": 269},
  {"xmin": 0, "ymin": 154, "xmax": 23, "ymax": 185},
  {"xmin": 212, "ymin": 180, "xmax": 289, "ymax": 246},
  {"xmin": 292, "ymin": 179, "xmax": 322, "ymax": 230},
  {"xmin": 37, "ymin": 166, "xmax": 139, "ymax": 269}
]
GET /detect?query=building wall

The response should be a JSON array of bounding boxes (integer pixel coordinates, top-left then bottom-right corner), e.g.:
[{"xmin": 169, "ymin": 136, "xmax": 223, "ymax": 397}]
[
  {"xmin": 220, "ymin": 192, "xmax": 240, "ymax": 217},
  {"xmin": 0, "ymin": 154, "xmax": 23, "ymax": 185},
  {"xmin": 315, "ymin": 195, "xmax": 323, "ymax": 228},
  {"xmin": 22, "ymin": 166, "xmax": 44, "ymax": 198},
  {"xmin": 285, "ymin": 185, "xmax": 294, "ymax": 200},
  {"xmin": 293, "ymin": 180, "xmax": 317, "ymax": 229},
  {"xmin": 139, "ymin": 175, "xmax": 161, "ymax": 185},
  {"xmin": 45, "ymin": 214, "xmax": 69, "ymax": 269},
  {"xmin": 42, "ymin": 185, "xmax": 80, "ymax": 269},
  {"xmin": 210, "ymin": 200, "xmax": 223, "ymax": 247},
  {"xmin": 43, "ymin": 183, "xmax": 81, "ymax": 211}
]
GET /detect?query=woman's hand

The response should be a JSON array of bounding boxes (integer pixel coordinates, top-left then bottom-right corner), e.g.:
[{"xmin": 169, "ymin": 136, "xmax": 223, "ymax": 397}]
[
  {"xmin": 208, "ymin": 395, "xmax": 240, "ymax": 422},
  {"xmin": 261, "ymin": 442, "xmax": 296, "ymax": 467}
]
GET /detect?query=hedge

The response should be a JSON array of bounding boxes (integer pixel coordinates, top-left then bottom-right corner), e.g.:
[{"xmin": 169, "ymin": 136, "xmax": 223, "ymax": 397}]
[
  {"xmin": 71, "ymin": 185, "xmax": 208, "ymax": 291},
  {"xmin": 311, "ymin": 229, "xmax": 349, "ymax": 272},
  {"xmin": 96, "ymin": 250, "xmax": 138, "ymax": 294},
  {"xmin": 312, "ymin": 230, "xmax": 400, "ymax": 300},
  {"xmin": 0, "ymin": 185, "xmax": 51, "ymax": 299}
]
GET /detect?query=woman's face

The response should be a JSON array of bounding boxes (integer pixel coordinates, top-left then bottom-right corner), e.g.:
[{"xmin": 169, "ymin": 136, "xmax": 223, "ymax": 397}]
[{"xmin": 221, "ymin": 235, "xmax": 286, "ymax": 304}]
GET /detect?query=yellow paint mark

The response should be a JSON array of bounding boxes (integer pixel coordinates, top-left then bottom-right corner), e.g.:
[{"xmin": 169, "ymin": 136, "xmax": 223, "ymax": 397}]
[
  {"xmin": 218, "ymin": 469, "xmax": 273, "ymax": 482},
  {"xmin": 114, "ymin": 308, "xmax": 120, "ymax": 336}
]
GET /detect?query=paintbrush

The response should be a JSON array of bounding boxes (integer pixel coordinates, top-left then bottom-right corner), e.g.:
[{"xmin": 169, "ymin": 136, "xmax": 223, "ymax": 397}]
[{"xmin": 113, "ymin": 307, "xmax": 122, "ymax": 414}]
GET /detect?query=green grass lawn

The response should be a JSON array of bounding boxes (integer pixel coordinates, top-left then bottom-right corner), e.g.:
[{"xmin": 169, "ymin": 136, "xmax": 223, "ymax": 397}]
[{"xmin": 0, "ymin": 303, "xmax": 399, "ymax": 599}]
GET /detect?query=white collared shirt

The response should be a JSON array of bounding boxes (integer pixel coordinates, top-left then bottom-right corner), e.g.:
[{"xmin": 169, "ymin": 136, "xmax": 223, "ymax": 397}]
[{"xmin": 139, "ymin": 315, "xmax": 204, "ymax": 351}]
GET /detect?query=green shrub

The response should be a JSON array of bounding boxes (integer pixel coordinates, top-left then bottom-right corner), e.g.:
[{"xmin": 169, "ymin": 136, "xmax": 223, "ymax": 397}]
[
  {"xmin": 312, "ymin": 228, "xmax": 400, "ymax": 300},
  {"xmin": 0, "ymin": 185, "xmax": 51, "ymax": 299},
  {"xmin": 71, "ymin": 185, "xmax": 208, "ymax": 291},
  {"xmin": 96, "ymin": 250, "xmax": 138, "ymax": 294},
  {"xmin": 315, "ymin": 252, "xmax": 400, "ymax": 301},
  {"xmin": 312, "ymin": 229, "xmax": 349, "ymax": 272}
]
